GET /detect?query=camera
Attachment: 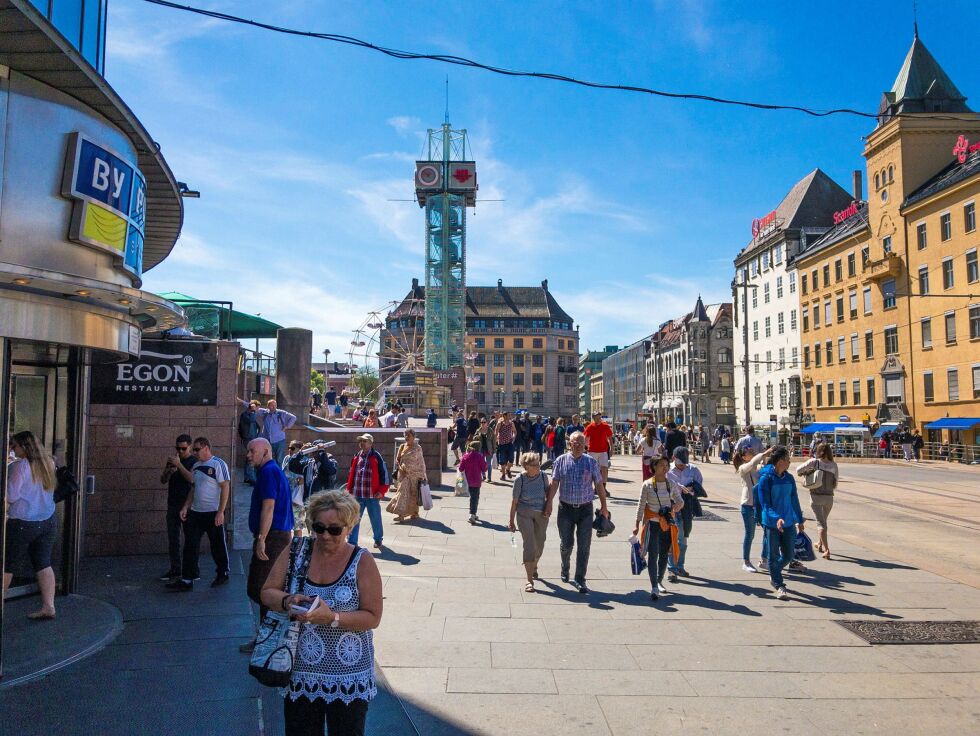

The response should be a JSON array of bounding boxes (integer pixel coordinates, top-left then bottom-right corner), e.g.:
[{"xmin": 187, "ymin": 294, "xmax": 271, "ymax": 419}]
[
  {"xmin": 298, "ymin": 440, "xmax": 337, "ymax": 456},
  {"xmin": 658, "ymin": 506, "xmax": 673, "ymax": 520}
]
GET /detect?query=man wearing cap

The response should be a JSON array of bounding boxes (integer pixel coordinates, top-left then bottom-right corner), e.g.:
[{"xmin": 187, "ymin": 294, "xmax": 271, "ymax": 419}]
[
  {"xmin": 346, "ymin": 433, "xmax": 391, "ymax": 549},
  {"xmin": 583, "ymin": 412, "xmax": 614, "ymax": 485},
  {"xmin": 665, "ymin": 446, "xmax": 703, "ymax": 582},
  {"xmin": 544, "ymin": 431, "xmax": 610, "ymax": 594}
]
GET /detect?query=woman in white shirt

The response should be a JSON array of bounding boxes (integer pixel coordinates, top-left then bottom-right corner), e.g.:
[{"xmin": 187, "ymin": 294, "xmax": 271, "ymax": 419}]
[
  {"xmin": 4, "ymin": 431, "xmax": 58, "ymax": 620},
  {"xmin": 796, "ymin": 442, "xmax": 839, "ymax": 559},
  {"xmin": 633, "ymin": 456, "xmax": 684, "ymax": 601},
  {"xmin": 634, "ymin": 425, "xmax": 664, "ymax": 481},
  {"xmin": 734, "ymin": 445, "xmax": 774, "ymax": 573}
]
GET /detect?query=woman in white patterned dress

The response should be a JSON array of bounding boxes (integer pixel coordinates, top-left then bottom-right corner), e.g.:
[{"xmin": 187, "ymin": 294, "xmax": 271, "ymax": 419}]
[{"xmin": 262, "ymin": 489, "xmax": 383, "ymax": 735}]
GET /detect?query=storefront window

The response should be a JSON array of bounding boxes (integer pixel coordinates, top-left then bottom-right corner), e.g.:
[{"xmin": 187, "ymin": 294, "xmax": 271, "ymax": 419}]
[{"xmin": 30, "ymin": 0, "xmax": 107, "ymax": 73}]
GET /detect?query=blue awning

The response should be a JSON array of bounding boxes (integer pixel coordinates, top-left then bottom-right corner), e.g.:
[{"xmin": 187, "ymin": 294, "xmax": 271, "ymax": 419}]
[
  {"xmin": 873, "ymin": 422, "xmax": 900, "ymax": 438},
  {"xmin": 801, "ymin": 423, "xmax": 868, "ymax": 434},
  {"xmin": 924, "ymin": 417, "xmax": 980, "ymax": 430}
]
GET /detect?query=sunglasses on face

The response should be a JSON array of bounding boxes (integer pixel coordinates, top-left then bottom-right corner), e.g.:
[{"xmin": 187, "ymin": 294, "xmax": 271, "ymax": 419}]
[
  {"xmin": 192, "ymin": 446, "xmax": 203, "ymax": 452},
  {"xmin": 311, "ymin": 522, "xmax": 346, "ymax": 537},
  {"xmin": 176, "ymin": 445, "xmax": 190, "ymax": 451}
]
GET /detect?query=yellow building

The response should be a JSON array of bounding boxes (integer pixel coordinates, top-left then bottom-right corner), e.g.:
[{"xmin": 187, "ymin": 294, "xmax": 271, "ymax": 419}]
[
  {"xmin": 794, "ymin": 34, "xmax": 980, "ymax": 451},
  {"xmin": 590, "ymin": 371, "xmax": 604, "ymax": 416}
]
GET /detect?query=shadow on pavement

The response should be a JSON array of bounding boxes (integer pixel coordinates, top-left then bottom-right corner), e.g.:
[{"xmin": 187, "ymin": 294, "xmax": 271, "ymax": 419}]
[
  {"xmin": 375, "ymin": 546, "xmax": 420, "ymax": 566},
  {"xmin": 831, "ymin": 554, "xmax": 919, "ymax": 571},
  {"xmin": 476, "ymin": 520, "xmax": 510, "ymax": 532},
  {"xmin": 411, "ymin": 518, "xmax": 455, "ymax": 535}
]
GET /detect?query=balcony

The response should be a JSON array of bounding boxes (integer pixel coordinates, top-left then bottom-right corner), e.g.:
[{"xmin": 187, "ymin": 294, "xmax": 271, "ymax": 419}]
[{"xmin": 862, "ymin": 253, "xmax": 902, "ymax": 283}]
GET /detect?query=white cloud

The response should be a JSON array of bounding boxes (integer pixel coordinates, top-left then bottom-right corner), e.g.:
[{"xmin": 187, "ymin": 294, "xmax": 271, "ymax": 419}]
[{"xmin": 386, "ymin": 116, "xmax": 422, "ymax": 135}]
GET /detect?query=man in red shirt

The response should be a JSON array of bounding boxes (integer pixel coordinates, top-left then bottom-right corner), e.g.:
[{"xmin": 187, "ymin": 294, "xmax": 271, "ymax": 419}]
[{"xmin": 583, "ymin": 412, "xmax": 614, "ymax": 484}]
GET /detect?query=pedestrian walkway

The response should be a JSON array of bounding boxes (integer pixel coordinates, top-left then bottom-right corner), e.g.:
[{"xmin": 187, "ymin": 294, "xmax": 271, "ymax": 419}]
[{"xmin": 359, "ymin": 453, "xmax": 980, "ymax": 735}]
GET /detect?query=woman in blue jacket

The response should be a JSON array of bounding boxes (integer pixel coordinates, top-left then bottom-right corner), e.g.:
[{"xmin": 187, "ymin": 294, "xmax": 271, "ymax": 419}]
[{"xmin": 755, "ymin": 446, "xmax": 804, "ymax": 600}]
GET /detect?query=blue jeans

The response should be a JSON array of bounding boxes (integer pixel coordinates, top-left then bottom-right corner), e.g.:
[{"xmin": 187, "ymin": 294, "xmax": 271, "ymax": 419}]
[
  {"xmin": 766, "ymin": 526, "xmax": 796, "ymax": 588},
  {"xmin": 271, "ymin": 440, "xmax": 286, "ymax": 466},
  {"xmin": 349, "ymin": 497, "xmax": 383, "ymax": 545},
  {"xmin": 667, "ymin": 519, "xmax": 687, "ymax": 572},
  {"xmin": 740, "ymin": 504, "xmax": 756, "ymax": 563}
]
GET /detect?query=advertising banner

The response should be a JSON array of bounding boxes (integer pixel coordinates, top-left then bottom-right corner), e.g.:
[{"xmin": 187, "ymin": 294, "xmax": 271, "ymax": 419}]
[{"xmin": 91, "ymin": 339, "xmax": 218, "ymax": 405}]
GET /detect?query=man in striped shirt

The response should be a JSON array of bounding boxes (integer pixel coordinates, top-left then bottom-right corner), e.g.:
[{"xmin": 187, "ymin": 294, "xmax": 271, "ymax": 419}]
[{"xmin": 495, "ymin": 411, "xmax": 517, "ymax": 481}]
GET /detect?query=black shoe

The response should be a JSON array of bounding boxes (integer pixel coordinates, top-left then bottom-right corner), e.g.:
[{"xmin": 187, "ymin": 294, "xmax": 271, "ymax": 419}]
[
  {"xmin": 667, "ymin": 572, "xmax": 678, "ymax": 583},
  {"xmin": 159, "ymin": 569, "xmax": 180, "ymax": 581},
  {"xmin": 560, "ymin": 572, "xmax": 570, "ymax": 584},
  {"xmin": 576, "ymin": 582, "xmax": 589, "ymax": 594},
  {"xmin": 650, "ymin": 592, "xmax": 659, "ymax": 601},
  {"xmin": 677, "ymin": 568, "xmax": 690, "ymax": 578},
  {"xmin": 211, "ymin": 573, "xmax": 230, "ymax": 588},
  {"xmin": 166, "ymin": 579, "xmax": 193, "ymax": 592}
]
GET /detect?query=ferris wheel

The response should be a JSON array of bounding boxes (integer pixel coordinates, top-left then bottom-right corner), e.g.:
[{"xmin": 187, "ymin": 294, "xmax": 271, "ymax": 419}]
[{"xmin": 347, "ymin": 298, "xmax": 426, "ymax": 404}]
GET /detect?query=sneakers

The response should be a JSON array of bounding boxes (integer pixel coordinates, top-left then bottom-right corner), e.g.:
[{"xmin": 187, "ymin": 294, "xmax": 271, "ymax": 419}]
[
  {"xmin": 742, "ymin": 562, "xmax": 758, "ymax": 573},
  {"xmin": 774, "ymin": 586, "xmax": 789, "ymax": 600},
  {"xmin": 560, "ymin": 572, "xmax": 570, "ymax": 584},
  {"xmin": 650, "ymin": 591, "xmax": 659, "ymax": 601},
  {"xmin": 788, "ymin": 560, "xmax": 807, "ymax": 572},
  {"xmin": 166, "ymin": 579, "xmax": 193, "ymax": 592},
  {"xmin": 677, "ymin": 568, "xmax": 690, "ymax": 578},
  {"xmin": 468, "ymin": 514, "xmax": 477, "ymax": 525},
  {"xmin": 159, "ymin": 569, "xmax": 180, "ymax": 581},
  {"xmin": 575, "ymin": 581, "xmax": 589, "ymax": 594},
  {"xmin": 656, "ymin": 583, "xmax": 667, "ymax": 595},
  {"xmin": 758, "ymin": 558, "xmax": 768, "ymax": 571},
  {"xmin": 211, "ymin": 573, "xmax": 230, "ymax": 588},
  {"xmin": 667, "ymin": 572, "xmax": 678, "ymax": 584},
  {"xmin": 373, "ymin": 540, "xmax": 384, "ymax": 550}
]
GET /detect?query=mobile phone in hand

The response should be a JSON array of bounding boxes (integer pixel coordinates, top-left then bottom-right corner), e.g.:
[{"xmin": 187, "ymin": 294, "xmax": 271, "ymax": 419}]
[{"xmin": 289, "ymin": 596, "xmax": 321, "ymax": 615}]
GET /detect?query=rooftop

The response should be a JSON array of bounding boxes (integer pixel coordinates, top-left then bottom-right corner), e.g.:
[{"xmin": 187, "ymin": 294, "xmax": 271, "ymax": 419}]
[
  {"xmin": 390, "ymin": 278, "xmax": 575, "ymax": 324},
  {"xmin": 796, "ymin": 202, "xmax": 870, "ymax": 262},
  {"xmin": 904, "ymin": 148, "xmax": 980, "ymax": 209},
  {"xmin": 878, "ymin": 34, "xmax": 971, "ymax": 122}
]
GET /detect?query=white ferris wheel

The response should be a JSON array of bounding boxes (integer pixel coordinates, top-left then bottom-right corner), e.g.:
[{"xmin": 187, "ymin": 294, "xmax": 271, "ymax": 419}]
[{"xmin": 347, "ymin": 298, "xmax": 426, "ymax": 404}]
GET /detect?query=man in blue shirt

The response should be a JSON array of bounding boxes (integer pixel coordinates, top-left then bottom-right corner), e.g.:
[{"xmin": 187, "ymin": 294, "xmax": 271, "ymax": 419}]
[{"xmin": 241, "ymin": 438, "xmax": 294, "ymax": 652}]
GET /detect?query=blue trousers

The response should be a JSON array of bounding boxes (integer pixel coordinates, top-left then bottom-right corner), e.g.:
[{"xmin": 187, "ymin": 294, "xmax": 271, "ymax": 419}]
[
  {"xmin": 740, "ymin": 504, "xmax": 756, "ymax": 563},
  {"xmin": 766, "ymin": 526, "xmax": 796, "ymax": 588},
  {"xmin": 271, "ymin": 440, "xmax": 286, "ymax": 466},
  {"xmin": 667, "ymin": 519, "xmax": 687, "ymax": 572},
  {"xmin": 349, "ymin": 497, "xmax": 383, "ymax": 545}
]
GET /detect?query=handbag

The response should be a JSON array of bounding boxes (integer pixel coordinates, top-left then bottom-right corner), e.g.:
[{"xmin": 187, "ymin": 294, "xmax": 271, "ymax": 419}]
[
  {"xmin": 592, "ymin": 508, "xmax": 616, "ymax": 537},
  {"xmin": 802, "ymin": 467, "xmax": 824, "ymax": 491},
  {"xmin": 794, "ymin": 531, "xmax": 816, "ymax": 562},
  {"xmin": 629, "ymin": 537, "xmax": 647, "ymax": 575},
  {"xmin": 248, "ymin": 537, "xmax": 311, "ymax": 687},
  {"xmin": 420, "ymin": 481, "xmax": 433, "ymax": 511},
  {"xmin": 54, "ymin": 466, "xmax": 80, "ymax": 504},
  {"xmin": 454, "ymin": 471, "xmax": 469, "ymax": 497}
]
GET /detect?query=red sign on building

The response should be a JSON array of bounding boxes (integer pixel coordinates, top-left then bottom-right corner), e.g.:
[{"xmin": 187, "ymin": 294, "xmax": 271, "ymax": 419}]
[
  {"xmin": 751, "ymin": 210, "xmax": 777, "ymax": 238},
  {"xmin": 833, "ymin": 201, "xmax": 859, "ymax": 224}
]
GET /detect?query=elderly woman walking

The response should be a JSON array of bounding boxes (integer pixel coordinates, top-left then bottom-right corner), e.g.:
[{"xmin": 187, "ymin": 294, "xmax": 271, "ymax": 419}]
[
  {"xmin": 262, "ymin": 490, "xmax": 383, "ymax": 735},
  {"xmin": 796, "ymin": 441, "xmax": 838, "ymax": 559},
  {"xmin": 386, "ymin": 428, "xmax": 428, "ymax": 522},
  {"xmin": 508, "ymin": 452, "xmax": 550, "ymax": 592}
]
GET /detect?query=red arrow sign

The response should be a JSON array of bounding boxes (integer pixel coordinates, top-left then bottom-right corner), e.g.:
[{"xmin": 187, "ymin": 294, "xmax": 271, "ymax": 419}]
[{"xmin": 452, "ymin": 168, "xmax": 472, "ymax": 183}]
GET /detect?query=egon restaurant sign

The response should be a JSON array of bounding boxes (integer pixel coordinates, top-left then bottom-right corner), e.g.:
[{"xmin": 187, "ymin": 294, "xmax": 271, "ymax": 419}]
[{"xmin": 91, "ymin": 340, "xmax": 218, "ymax": 406}]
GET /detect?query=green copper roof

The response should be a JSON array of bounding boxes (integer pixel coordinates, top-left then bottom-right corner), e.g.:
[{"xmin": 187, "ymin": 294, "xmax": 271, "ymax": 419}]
[{"xmin": 880, "ymin": 36, "xmax": 970, "ymax": 119}]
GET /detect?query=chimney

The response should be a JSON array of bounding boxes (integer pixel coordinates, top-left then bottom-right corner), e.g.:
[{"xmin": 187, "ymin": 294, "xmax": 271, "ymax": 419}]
[
  {"xmin": 497, "ymin": 278, "xmax": 503, "ymax": 289},
  {"xmin": 541, "ymin": 279, "xmax": 548, "ymax": 291},
  {"xmin": 411, "ymin": 277, "xmax": 419, "ymax": 291},
  {"xmin": 852, "ymin": 170, "xmax": 863, "ymax": 201}
]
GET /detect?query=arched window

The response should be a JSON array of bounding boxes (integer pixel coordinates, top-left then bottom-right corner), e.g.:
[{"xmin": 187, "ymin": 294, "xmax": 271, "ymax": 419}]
[
  {"xmin": 874, "ymin": 173, "xmax": 880, "ymax": 190},
  {"xmin": 888, "ymin": 165, "xmax": 894, "ymax": 183},
  {"xmin": 718, "ymin": 348, "xmax": 732, "ymax": 364}
]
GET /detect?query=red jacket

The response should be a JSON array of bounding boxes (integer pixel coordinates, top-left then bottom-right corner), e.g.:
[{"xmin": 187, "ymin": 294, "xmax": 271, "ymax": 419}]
[{"xmin": 346, "ymin": 450, "xmax": 390, "ymax": 499}]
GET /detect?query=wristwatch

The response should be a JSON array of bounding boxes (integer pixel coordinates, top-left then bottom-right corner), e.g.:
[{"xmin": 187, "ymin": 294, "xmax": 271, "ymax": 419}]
[{"xmin": 329, "ymin": 612, "xmax": 341, "ymax": 629}]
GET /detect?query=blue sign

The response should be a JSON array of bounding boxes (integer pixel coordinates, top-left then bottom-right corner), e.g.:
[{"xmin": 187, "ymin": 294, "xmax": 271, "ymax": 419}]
[{"xmin": 63, "ymin": 133, "xmax": 146, "ymax": 278}]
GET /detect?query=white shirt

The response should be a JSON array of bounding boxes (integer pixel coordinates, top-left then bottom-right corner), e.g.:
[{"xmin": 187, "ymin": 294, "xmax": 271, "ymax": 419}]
[
  {"xmin": 191, "ymin": 456, "xmax": 230, "ymax": 512},
  {"xmin": 634, "ymin": 436, "xmax": 664, "ymax": 460},
  {"xmin": 6, "ymin": 458, "xmax": 55, "ymax": 521}
]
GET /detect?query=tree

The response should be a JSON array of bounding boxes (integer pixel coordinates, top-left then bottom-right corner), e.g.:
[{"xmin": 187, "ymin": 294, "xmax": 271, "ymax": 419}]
[
  {"xmin": 310, "ymin": 369, "xmax": 325, "ymax": 394},
  {"xmin": 350, "ymin": 367, "xmax": 379, "ymax": 400}
]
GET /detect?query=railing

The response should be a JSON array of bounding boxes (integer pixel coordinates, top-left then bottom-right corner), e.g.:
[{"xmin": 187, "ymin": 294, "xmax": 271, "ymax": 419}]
[{"xmin": 241, "ymin": 348, "xmax": 276, "ymax": 376}]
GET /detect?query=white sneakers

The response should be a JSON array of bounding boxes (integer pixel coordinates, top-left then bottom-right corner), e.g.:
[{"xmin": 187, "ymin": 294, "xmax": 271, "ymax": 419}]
[
  {"xmin": 742, "ymin": 562, "xmax": 758, "ymax": 573},
  {"xmin": 774, "ymin": 587, "xmax": 789, "ymax": 600}
]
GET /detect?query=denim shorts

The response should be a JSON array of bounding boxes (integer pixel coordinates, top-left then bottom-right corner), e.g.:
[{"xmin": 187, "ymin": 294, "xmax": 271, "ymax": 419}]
[{"xmin": 5, "ymin": 515, "xmax": 57, "ymax": 573}]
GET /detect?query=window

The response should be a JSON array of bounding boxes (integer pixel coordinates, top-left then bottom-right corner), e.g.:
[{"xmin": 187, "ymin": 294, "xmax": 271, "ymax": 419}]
[
  {"xmin": 968, "ymin": 250, "xmax": 979, "ymax": 283},
  {"xmin": 882, "ymin": 279, "xmax": 896, "ymax": 309},
  {"xmin": 558, "ymin": 339, "xmax": 565, "ymax": 350},
  {"xmin": 513, "ymin": 390, "xmax": 524, "ymax": 406},
  {"xmin": 765, "ymin": 317, "xmax": 772, "ymax": 338},
  {"xmin": 837, "ymin": 336, "xmax": 846, "ymax": 362},
  {"xmin": 827, "ymin": 382, "xmax": 835, "ymax": 406},
  {"xmin": 790, "ymin": 309, "xmax": 797, "ymax": 331},
  {"xmin": 918, "ymin": 265, "xmax": 930, "ymax": 295},
  {"xmin": 867, "ymin": 378, "xmax": 876, "ymax": 405},
  {"xmin": 940, "ymin": 212, "xmax": 952, "ymax": 241},
  {"xmin": 475, "ymin": 353, "xmax": 486, "ymax": 367},
  {"xmin": 851, "ymin": 333, "xmax": 859, "ymax": 360},
  {"xmin": 531, "ymin": 391, "xmax": 544, "ymax": 406},
  {"xmin": 779, "ymin": 381, "xmax": 788, "ymax": 409},
  {"xmin": 791, "ymin": 347, "xmax": 798, "ymax": 367},
  {"xmin": 945, "ymin": 312, "xmax": 956, "ymax": 344},
  {"xmin": 512, "ymin": 373, "xmax": 524, "ymax": 385},
  {"xmin": 789, "ymin": 272, "xmax": 796, "ymax": 293},
  {"xmin": 532, "ymin": 354, "xmax": 544, "ymax": 367},
  {"xmin": 865, "ymin": 330, "xmax": 875, "ymax": 359},
  {"xmin": 766, "ymin": 383, "xmax": 774, "ymax": 410},
  {"xmin": 776, "ymin": 276, "xmax": 784, "ymax": 298},
  {"xmin": 765, "ymin": 350, "xmax": 772, "ymax": 369},
  {"xmin": 823, "ymin": 264, "xmax": 831, "ymax": 287},
  {"xmin": 718, "ymin": 348, "xmax": 732, "ymax": 363},
  {"xmin": 861, "ymin": 246, "xmax": 870, "ymax": 266},
  {"xmin": 922, "ymin": 318, "xmax": 932, "ymax": 348},
  {"xmin": 475, "ymin": 391, "xmax": 486, "ymax": 403},
  {"xmin": 849, "ymin": 290, "xmax": 858, "ymax": 319},
  {"xmin": 493, "ymin": 338, "xmax": 504, "ymax": 349},
  {"xmin": 719, "ymin": 372, "xmax": 733, "ymax": 388},
  {"xmin": 840, "ymin": 381, "xmax": 847, "ymax": 406},
  {"xmin": 492, "ymin": 320, "xmax": 505, "ymax": 329},
  {"xmin": 774, "ymin": 245, "xmax": 783, "ymax": 264},
  {"xmin": 802, "ymin": 307, "xmax": 809, "ymax": 332},
  {"xmin": 493, "ymin": 354, "xmax": 505, "ymax": 367},
  {"xmin": 513, "ymin": 354, "xmax": 524, "ymax": 367},
  {"xmin": 764, "ymin": 283, "xmax": 771, "ymax": 304},
  {"xmin": 835, "ymin": 259, "xmax": 843, "ymax": 282},
  {"xmin": 750, "ymin": 260, "xmax": 758, "ymax": 277},
  {"xmin": 971, "ymin": 306, "xmax": 980, "ymax": 340},
  {"xmin": 923, "ymin": 372, "xmax": 934, "ymax": 402},
  {"xmin": 948, "ymin": 368, "xmax": 959, "ymax": 401},
  {"xmin": 803, "ymin": 346, "xmax": 810, "ymax": 368},
  {"xmin": 805, "ymin": 387, "xmax": 812, "ymax": 408},
  {"xmin": 532, "ymin": 338, "xmax": 543, "ymax": 349},
  {"xmin": 885, "ymin": 326, "xmax": 899, "ymax": 355},
  {"xmin": 777, "ymin": 313, "xmax": 785, "ymax": 335},
  {"xmin": 754, "ymin": 353, "xmax": 760, "ymax": 375},
  {"xmin": 888, "ymin": 165, "xmax": 894, "ymax": 183},
  {"xmin": 883, "ymin": 235, "xmax": 892, "ymax": 254},
  {"xmin": 754, "ymin": 385, "xmax": 761, "ymax": 410},
  {"xmin": 474, "ymin": 338, "xmax": 485, "ymax": 348},
  {"xmin": 816, "ymin": 384, "xmax": 823, "ymax": 407},
  {"xmin": 943, "ymin": 258, "xmax": 954, "ymax": 290},
  {"xmin": 824, "ymin": 300, "xmax": 832, "ymax": 325},
  {"xmin": 815, "ymin": 343, "xmax": 822, "ymax": 367},
  {"xmin": 513, "ymin": 338, "xmax": 524, "ymax": 349},
  {"xmin": 753, "ymin": 321, "xmax": 759, "ymax": 341},
  {"xmin": 863, "ymin": 287, "xmax": 872, "ymax": 314},
  {"xmin": 811, "ymin": 270, "xmax": 818, "ymax": 290},
  {"xmin": 917, "ymin": 222, "xmax": 928, "ymax": 250},
  {"xmin": 836, "ymin": 296, "xmax": 845, "ymax": 323},
  {"xmin": 967, "ymin": 202, "xmax": 977, "ymax": 233},
  {"xmin": 825, "ymin": 340, "xmax": 833, "ymax": 365},
  {"xmin": 532, "ymin": 373, "xmax": 544, "ymax": 386},
  {"xmin": 974, "ymin": 365, "xmax": 980, "ymax": 399},
  {"xmin": 762, "ymin": 252, "xmax": 770, "ymax": 270},
  {"xmin": 852, "ymin": 379, "xmax": 861, "ymax": 405},
  {"xmin": 493, "ymin": 372, "xmax": 505, "ymax": 386},
  {"xmin": 801, "ymin": 274, "xmax": 808, "ymax": 295}
]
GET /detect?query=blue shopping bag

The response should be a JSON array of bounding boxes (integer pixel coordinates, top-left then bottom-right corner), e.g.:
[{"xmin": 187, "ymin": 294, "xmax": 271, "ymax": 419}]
[
  {"xmin": 794, "ymin": 531, "xmax": 816, "ymax": 562},
  {"xmin": 630, "ymin": 539, "xmax": 647, "ymax": 575}
]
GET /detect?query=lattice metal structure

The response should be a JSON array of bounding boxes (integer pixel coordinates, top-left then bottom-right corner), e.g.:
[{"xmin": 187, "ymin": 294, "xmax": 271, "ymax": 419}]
[{"xmin": 415, "ymin": 123, "xmax": 477, "ymax": 370}]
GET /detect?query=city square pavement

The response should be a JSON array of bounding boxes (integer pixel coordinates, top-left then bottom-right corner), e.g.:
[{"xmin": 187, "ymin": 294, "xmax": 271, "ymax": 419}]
[{"xmin": 367, "ymin": 451, "xmax": 980, "ymax": 736}]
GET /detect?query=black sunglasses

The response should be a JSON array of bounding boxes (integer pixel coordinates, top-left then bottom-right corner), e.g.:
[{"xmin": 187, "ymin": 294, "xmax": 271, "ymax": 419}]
[
  {"xmin": 311, "ymin": 522, "xmax": 346, "ymax": 537},
  {"xmin": 176, "ymin": 445, "xmax": 190, "ymax": 451},
  {"xmin": 191, "ymin": 446, "xmax": 203, "ymax": 452}
]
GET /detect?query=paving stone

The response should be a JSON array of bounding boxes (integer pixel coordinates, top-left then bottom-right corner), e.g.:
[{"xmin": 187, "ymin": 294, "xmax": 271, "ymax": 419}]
[{"xmin": 447, "ymin": 667, "xmax": 557, "ymax": 694}]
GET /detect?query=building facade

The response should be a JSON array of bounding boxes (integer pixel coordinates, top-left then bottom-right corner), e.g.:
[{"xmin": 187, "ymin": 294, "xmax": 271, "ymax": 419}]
[
  {"xmin": 385, "ymin": 279, "xmax": 579, "ymax": 416},
  {"xmin": 793, "ymin": 34, "xmax": 980, "ymax": 447},
  {"xmin": 602, "ymin": 338, "xmax": 651, "ymax": 426},
  {"xmin": 590, "ymin": 372, "xmax": 604, "ymax": 416},
  {"xmin": 579, "ymin": 346, "xmax": 618, "ymax": 416},
  {"xmin": 733, "ymin": 169, "xmax": 854, "ymax": 430},
  {"xmin": 645, "ymin": 298, "xmax": 737, "ymax": 429}
]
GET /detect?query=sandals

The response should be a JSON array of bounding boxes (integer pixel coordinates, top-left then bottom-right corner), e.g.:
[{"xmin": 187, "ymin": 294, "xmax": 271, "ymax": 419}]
[
  {"xmin": 524, "ymin": 582, "xmax": 535, "ymax": 593},
  {"xmin": 27, "ymin": 610, "xmax": 56, "ymax": 621}
]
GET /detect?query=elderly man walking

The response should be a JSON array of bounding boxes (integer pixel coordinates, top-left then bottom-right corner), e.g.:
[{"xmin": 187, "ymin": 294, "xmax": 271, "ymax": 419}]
[
  {"xmin": 240, "ymin": 438, "xmax": 294, "ymax": 653},
  {"xmin": 545, "ymin": 431, "xmax": 610, "ymax": 594},
  {"xmin": 346, "ymin": 433, "xmax": 391, "ymax": 549}
]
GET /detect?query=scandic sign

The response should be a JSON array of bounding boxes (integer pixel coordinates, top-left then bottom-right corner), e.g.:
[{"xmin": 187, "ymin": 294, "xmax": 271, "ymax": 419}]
[
  {"xmin": 953, "ymin": 135, "xmax": 980, "ymax": 164},
  {"xmin": 833, "ymin": 202, "xmax": 860, "ymax": 224},
  {"xmin": 90, "ymin": 340, "xmax": 218, "ymax": 405}
]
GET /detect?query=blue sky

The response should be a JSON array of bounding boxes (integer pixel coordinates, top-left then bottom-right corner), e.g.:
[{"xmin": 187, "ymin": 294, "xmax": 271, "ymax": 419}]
[{"xmin": 110, "ymin": 0, "xmax": 976, "ymax": 363}]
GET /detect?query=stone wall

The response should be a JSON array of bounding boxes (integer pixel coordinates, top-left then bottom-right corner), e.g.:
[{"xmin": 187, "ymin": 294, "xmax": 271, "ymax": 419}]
[
  {"xmin": 285, "ymin": 427, "xmax": 447, "ymax": 489},
  {"xmin": 84, "ymin": 341, "xmax": 240, "ymax": 556}
]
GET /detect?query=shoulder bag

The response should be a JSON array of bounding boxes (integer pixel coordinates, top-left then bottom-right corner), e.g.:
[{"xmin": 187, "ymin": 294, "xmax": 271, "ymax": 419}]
[
  {"xmin": 248, "ymin": 537, "xmax": 312, "ymax": 687},
  {"xmin": 54, "ymin": 466, "xmax": 80, "ymax": 504},
  {"xmin": 802, "ymin": 465, "xmax": 825, "ymax": 491}
]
